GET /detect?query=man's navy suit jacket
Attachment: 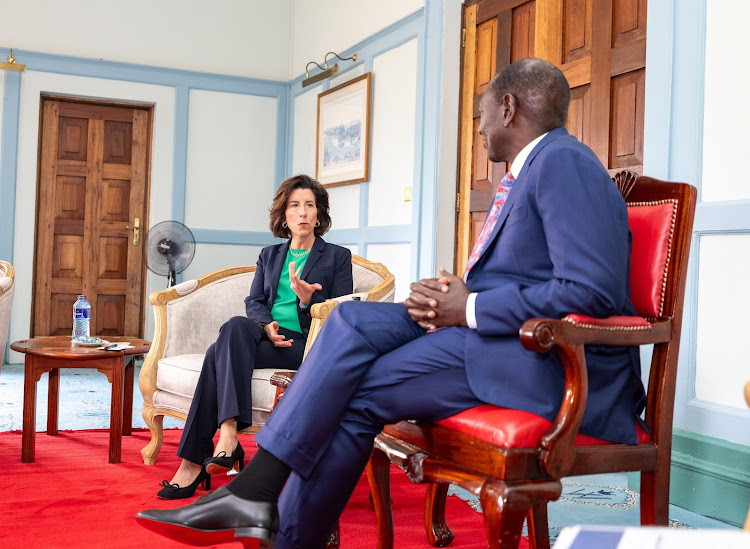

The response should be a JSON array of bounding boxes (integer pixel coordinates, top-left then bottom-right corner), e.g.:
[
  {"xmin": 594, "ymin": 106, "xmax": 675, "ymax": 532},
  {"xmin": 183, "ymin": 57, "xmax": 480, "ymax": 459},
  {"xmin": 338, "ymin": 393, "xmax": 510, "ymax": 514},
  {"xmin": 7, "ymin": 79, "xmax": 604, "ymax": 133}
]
[
  {"xmin": 244, "ymin": 236, "xmax": 353, "ymax": 337},
  {"xmin": 465, "ymin": 127, "xmax": 644, "ymax": 444}
]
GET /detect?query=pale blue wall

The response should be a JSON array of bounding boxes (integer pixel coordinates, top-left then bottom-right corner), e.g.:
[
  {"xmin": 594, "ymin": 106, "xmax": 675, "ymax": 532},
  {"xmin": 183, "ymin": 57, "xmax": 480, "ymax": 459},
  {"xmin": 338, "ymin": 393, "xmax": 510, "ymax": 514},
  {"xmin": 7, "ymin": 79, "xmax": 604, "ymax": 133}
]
[{"xmin": 644, "ymin": 0, "xmax": 750, "ymax": 446}]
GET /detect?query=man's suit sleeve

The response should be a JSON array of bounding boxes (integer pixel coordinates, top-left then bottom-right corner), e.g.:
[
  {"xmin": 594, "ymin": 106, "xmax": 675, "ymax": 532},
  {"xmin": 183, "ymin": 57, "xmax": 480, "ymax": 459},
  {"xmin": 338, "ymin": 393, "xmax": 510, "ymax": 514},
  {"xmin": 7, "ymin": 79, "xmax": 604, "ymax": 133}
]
[
  {"xmin": 245, "ymin": 249, "xmax": 274, "ymax": 324},
  {"xmin": 474, "ymin": 147, "xmax": 630, "ymax": 337}
]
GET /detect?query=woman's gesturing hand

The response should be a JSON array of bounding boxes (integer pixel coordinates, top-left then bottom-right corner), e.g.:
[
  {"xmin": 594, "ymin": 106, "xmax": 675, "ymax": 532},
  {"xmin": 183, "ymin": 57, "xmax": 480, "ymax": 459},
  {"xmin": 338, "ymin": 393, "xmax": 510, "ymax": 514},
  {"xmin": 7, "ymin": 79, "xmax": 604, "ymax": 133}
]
[
  {"xmin": 263, "ymin": 321, "xmax": 293, "ymax": 347},
  {"xmin": 289, "ymin": 261, "xmax": 322, "ymax": 307}
]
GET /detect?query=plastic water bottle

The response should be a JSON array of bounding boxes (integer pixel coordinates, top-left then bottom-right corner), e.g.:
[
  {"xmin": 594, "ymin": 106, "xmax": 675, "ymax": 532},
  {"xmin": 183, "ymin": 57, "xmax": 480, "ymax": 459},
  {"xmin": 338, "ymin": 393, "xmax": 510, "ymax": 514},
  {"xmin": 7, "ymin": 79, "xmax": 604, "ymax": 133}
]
[{"xmin": 73, "ymin": 295, "xmax": 91, "ymax": 340}]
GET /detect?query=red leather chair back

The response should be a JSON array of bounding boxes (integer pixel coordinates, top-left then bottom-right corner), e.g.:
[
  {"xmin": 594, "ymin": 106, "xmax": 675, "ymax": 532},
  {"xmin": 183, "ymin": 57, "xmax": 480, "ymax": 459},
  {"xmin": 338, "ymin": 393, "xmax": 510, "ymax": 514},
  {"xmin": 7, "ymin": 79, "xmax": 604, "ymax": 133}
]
[{"xmin": 627, "ymin": 200, "xmax": 678, "ymax": 319}]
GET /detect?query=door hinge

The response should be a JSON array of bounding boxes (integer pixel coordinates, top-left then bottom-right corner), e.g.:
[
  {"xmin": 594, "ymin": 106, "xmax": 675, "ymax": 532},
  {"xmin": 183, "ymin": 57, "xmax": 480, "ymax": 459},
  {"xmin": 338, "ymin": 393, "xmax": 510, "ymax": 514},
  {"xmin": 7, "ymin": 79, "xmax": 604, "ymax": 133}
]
[
  {"xmin": 456, "ymin": 192, "xmax": 461, "ymax": 212},
  {"xmin": 462, "ymin": 28, "xmax": 466, "ymax": 48}
]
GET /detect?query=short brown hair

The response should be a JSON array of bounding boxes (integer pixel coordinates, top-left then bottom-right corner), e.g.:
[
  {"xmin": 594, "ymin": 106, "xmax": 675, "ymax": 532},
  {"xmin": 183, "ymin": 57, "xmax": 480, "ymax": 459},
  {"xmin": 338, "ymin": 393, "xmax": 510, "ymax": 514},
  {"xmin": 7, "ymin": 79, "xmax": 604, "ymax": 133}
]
[{"xmin": 269, "ymin": 174, "xmax": 332, "ymax": 238}]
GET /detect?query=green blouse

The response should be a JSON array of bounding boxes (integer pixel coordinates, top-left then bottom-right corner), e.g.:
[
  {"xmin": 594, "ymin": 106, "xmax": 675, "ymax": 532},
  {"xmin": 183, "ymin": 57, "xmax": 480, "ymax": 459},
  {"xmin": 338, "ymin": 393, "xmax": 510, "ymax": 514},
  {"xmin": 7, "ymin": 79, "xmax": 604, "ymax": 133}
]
[{"xmin": 270, "ymin": 248, "xmax": 310, "ymax": 334}]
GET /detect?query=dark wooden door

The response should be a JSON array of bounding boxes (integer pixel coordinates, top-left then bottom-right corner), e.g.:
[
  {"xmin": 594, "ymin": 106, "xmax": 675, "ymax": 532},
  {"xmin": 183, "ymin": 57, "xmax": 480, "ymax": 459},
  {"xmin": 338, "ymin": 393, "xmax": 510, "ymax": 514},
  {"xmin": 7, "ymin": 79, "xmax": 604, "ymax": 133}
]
[
  {"xmin": 456, "ymin": 0, "xmax": 646, "ymax": 273},
  {"xmin": 33, "ymin": 98, "xmax": 151, "ymax": 338}
]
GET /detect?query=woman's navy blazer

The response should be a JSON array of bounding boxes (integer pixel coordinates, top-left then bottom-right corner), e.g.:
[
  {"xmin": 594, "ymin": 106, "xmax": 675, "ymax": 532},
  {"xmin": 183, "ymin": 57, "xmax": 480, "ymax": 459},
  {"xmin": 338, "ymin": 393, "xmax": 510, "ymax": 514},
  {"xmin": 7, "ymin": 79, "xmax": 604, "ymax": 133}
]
[{"xmin": 244, "ymin": 236, "xmax": 353, "ymax": 336}]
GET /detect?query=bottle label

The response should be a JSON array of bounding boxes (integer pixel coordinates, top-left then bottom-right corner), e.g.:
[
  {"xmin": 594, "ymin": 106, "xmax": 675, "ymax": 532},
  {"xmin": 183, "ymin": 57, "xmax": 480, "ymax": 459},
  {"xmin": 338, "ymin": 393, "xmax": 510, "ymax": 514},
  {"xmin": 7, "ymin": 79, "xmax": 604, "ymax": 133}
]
[{"xmin": 74, "ymin": 309, "xmax": 90, "ymax": 320}]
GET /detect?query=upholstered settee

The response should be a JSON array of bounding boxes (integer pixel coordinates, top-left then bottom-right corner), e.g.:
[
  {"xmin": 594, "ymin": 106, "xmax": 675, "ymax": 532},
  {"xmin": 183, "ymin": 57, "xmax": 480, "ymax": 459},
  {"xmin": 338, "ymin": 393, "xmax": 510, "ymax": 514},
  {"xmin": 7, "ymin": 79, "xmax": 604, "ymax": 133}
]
[
  {"xmin": 138, "ymin": 255, "xmax": 394, "ymax": 465},
  {"xmin": 0, "ymin": 260, "xmax": 15, "ymax": 371}
]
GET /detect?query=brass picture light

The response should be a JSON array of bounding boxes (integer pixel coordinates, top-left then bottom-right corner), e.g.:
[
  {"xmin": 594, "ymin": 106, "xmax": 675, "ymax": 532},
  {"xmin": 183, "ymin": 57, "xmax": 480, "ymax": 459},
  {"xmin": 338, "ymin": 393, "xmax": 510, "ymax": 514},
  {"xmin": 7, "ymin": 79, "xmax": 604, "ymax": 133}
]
[
  {"xmin": 302, "ymin": 51, "xmax": 357, "ymax": 87},
  {"xmin": 0, "ymin": 49, "xmax": 26, "ymax": 72}
]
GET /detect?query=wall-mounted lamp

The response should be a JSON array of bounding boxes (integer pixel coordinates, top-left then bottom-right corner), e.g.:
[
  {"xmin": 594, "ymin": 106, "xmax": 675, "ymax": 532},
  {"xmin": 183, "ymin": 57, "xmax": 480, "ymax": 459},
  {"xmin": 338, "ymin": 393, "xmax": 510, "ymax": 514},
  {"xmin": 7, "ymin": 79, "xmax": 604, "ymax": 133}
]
[
  {"xmin": 302, "ymin": 51, "xmax": 357, "ymax": 88},
  {"xmin": 0, "ymin": 49, "xmax": 26, "ymax": 72}
]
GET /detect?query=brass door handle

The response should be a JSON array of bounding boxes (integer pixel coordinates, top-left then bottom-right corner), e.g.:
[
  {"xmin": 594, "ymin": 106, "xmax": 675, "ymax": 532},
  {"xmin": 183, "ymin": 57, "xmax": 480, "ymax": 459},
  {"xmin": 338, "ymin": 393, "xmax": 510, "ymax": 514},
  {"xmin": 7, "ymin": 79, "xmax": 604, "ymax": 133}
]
[{"xmin": 132, "ymin": 218, "xmax": 140, "ymax": 246}]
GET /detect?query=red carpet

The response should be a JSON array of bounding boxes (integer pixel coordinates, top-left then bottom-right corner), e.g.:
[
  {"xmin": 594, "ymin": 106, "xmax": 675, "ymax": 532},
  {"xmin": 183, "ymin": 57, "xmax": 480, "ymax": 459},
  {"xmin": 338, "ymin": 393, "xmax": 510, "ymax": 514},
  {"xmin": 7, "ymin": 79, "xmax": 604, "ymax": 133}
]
[{"xmin": 0, "ymin": 429, "xmax": 528, "ymax": 548}]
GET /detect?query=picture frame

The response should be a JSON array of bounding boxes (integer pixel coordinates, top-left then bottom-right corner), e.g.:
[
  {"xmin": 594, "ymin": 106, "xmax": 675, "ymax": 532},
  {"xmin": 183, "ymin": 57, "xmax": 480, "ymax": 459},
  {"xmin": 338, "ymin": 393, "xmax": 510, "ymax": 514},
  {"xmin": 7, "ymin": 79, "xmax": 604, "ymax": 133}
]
[{"xmin": 316, "ymin": 73, "xmax": 372, "ymax": 187}]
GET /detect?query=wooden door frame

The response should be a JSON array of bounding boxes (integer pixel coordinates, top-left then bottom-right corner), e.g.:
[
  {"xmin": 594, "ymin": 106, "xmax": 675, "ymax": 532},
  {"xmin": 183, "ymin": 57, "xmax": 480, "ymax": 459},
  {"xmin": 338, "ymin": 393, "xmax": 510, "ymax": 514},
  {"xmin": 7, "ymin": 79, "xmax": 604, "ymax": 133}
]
[
  {"xmin": 30, "ymin": 94, "xmax": 154, "ymax": 338},
  {"xmin": 455, "ymin": 3, "xmax": 478, "ymax": 275}
]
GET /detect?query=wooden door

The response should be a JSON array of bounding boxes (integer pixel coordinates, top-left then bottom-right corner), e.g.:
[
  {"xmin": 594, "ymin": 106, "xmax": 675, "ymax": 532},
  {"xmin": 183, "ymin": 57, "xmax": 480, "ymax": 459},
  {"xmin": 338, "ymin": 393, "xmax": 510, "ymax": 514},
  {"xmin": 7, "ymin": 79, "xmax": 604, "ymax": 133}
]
[
  {"xmin": 456, "ymin": 0, "xmax": 646, "ymax": 273},
  {"xmin": 32, "ymin": 98, "xmax": 151, "ymax": 338}
]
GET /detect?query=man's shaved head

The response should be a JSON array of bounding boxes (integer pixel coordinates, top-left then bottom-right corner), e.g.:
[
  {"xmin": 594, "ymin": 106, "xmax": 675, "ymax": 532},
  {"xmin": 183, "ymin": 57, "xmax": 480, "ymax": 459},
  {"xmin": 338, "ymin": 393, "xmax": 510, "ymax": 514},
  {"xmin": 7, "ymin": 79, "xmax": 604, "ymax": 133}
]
[{"xmin": 487, "ymin": 58, "xmax": 570, "ymax": 131}]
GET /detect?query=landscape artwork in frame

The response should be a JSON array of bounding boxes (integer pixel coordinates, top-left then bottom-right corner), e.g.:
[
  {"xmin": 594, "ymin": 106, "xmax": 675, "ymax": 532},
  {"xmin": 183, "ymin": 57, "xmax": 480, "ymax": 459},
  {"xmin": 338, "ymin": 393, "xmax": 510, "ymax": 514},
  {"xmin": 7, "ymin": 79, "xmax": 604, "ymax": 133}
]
[{"xmin": 316, "ymin": 73, "xmax": 371, "ymax": 187}]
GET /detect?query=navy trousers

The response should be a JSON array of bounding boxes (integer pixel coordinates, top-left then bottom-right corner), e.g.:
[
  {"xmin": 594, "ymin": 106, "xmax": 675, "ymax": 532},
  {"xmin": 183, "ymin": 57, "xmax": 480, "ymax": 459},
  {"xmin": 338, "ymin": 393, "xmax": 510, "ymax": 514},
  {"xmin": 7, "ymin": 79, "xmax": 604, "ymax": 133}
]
[
  {"xmin": 177, "ymin": 316, "xmax": 305, "ymax": 465},
  {"xmin": 253, "ymin": 302, "xmax": 484, "ymax": 549}
]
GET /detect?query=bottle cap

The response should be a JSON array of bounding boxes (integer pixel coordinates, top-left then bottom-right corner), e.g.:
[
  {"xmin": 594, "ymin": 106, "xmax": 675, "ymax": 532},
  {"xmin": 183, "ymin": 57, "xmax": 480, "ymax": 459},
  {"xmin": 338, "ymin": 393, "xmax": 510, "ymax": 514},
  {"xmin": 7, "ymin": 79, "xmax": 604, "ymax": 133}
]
[{"xmin": 77, "ymin": 295, "xmax": 87, "ymax": 299}]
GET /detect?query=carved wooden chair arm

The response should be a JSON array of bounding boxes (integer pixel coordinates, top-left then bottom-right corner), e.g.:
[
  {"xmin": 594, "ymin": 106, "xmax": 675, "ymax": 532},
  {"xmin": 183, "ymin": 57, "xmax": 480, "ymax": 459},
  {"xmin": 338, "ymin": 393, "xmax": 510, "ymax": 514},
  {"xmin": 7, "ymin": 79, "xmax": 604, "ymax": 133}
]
[
  {"xmin": 518, "ymin": 315, "xmax": 670, "ymax": 479},
  {"xmin": 520, "ymin": 315, "xmax": 672, "ymax": 351},
  {"xmin": 310, "ymin": 298, "xmax": 343, "ymax": 321},
  {"xmin": 270, "ymin": 371, "xmax": 297, "ymax": 411}
]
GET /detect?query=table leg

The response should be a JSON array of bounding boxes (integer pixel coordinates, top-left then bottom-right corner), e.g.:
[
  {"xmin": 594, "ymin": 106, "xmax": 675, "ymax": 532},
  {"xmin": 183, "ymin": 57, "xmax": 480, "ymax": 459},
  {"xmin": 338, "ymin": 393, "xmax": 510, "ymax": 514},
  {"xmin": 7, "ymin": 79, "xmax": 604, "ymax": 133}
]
[
  {"xmin": 109, "ymin": 357, "xmax": 125, "ymax": 463},
  {"xmin": 123, "ymin": 358, "xmax": 134, "ymax": 436},
  {"xmin": 22, "ymin": 356, "xmax": 37, "ymax": 463},
  {"xmin": 47, "ymin": 368, "xmax": 59, "ymax": 436}
]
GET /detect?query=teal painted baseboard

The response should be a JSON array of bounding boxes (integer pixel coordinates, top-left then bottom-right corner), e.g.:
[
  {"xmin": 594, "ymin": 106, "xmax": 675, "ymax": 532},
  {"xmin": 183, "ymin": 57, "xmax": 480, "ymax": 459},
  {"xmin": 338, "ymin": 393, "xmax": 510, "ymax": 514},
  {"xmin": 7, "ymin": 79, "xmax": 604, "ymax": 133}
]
[{"xmin": 627, "ymin": 429, "xmax": 750, "ymax": 527}]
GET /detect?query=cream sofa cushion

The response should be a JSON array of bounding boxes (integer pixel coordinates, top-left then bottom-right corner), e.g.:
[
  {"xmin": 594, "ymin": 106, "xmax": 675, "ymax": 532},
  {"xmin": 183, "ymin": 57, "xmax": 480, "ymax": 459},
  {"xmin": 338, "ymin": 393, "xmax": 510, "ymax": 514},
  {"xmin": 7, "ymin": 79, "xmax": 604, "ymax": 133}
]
[
  {"xmin": 155, "ymin": 352, "xmax": 280, "ymax": 423},
  {"xmin": 163, "ymin": 273, "xmax": 252, "ymax": 359}
]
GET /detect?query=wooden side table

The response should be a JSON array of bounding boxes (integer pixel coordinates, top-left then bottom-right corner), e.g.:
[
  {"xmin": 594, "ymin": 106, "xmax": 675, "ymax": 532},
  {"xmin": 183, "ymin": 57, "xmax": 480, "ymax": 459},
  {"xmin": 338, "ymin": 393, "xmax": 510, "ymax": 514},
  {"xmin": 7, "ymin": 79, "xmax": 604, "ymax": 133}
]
[{"xmin": 10, "ymin": 336, "xmax": 150, "ymax": 464}]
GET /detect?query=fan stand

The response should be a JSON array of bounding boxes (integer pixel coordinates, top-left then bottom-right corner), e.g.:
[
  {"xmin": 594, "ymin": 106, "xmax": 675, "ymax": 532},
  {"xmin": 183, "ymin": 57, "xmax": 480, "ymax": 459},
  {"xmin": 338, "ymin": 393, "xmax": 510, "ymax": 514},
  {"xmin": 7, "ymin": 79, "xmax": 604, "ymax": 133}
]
[{"xmin": 160, "ymin": 239, "xmax": 177, "ymax": 287}]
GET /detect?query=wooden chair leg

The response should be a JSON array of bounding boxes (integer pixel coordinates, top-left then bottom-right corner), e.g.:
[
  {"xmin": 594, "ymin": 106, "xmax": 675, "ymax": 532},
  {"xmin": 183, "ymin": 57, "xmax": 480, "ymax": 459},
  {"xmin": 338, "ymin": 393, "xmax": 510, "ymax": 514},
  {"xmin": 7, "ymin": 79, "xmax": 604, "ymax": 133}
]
[
  {"xmin": 366, "ymin": 446, "xmax": 394, "ymax": 549},
  {"xmin": 640, "ymin": 469, "xmax": 670, "ymax": 526},
  {"xmin": 480, "ymin": 480, "xmax": 561, "ymax": 549},
  {"xmin": 140, "ymin": 405, "xmax": 164, "ymax": 465},
  {"xmin": 526, "ymin": 503, "xmax": 551, "ymax": 549},
  {"xmin": 425, "ymin": 483, "xmax": 454, "ymax": 547}
]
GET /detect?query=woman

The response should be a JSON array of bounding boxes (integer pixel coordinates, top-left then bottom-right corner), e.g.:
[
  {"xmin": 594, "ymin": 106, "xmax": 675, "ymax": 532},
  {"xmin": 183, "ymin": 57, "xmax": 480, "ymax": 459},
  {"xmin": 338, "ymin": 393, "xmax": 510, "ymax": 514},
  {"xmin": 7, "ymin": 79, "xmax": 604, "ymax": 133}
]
[{"xmin": 158, "ymin": 174, "xmax": 353, "ymax": 499}]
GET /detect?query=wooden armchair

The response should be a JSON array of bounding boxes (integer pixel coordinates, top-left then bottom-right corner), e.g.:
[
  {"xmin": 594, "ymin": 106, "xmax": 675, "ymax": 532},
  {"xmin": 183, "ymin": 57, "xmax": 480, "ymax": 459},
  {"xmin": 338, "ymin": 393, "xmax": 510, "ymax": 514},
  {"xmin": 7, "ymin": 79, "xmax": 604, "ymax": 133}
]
[
  {"xmin": 366, "ymin": 175, "xmax": 697, "ymax": 548},
  {"xmin": 139, "ymin": 255, "xmax": 394, "ymax": 465},
  {"xmin": 0, "ymin": 260, "xmax": 15, "ymax": 372}
]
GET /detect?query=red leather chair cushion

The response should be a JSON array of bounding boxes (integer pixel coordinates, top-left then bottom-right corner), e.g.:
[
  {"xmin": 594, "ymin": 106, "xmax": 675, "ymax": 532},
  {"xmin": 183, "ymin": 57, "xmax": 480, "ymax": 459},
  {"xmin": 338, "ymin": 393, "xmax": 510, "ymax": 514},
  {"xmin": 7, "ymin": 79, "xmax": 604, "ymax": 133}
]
[
  {"xmin": 627, "ymin": 201, "xmax": 677, "ymax": 318},
  {"xmin": 436, "ymin": 404, "xmax": 650, "ymax": 448}
]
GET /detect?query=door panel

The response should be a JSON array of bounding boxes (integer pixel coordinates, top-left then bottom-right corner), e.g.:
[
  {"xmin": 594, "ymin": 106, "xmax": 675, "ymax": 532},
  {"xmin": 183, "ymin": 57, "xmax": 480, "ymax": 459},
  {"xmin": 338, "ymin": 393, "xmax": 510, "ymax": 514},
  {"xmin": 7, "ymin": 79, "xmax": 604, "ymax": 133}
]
[
  {"xmin": 563, "ymin": 0, "xmax": 592, "ymax": 63},
  {"xmin": 609, "ymin": 67, "xmax": 645, "ymax": 171},
  {"xmin": 456, "ymin": 0, "xmax": 647, "ymax": 272},
  {"xmin": 511, "ymin": 2, "xmax": 536, "ymax": 59},
  {"xmin": 475, "ymin": 20, "xmax": 498, "ymax": 94},
  {"xmin": 33, "ymin": 98, "xmax": 150, "ymax": 338}
]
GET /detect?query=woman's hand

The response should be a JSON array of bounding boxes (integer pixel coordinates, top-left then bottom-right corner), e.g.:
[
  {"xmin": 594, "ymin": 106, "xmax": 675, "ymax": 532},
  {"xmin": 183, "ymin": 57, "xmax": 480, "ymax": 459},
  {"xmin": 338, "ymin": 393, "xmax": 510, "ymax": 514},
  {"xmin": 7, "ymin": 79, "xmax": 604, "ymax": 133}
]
[
  {"xmin": 289, "ymin": 261, "xmax": 322, "ymax": 307},
  {"xmin": 263, "ymin": 321, "xmax": 293, "ymax": 347}
]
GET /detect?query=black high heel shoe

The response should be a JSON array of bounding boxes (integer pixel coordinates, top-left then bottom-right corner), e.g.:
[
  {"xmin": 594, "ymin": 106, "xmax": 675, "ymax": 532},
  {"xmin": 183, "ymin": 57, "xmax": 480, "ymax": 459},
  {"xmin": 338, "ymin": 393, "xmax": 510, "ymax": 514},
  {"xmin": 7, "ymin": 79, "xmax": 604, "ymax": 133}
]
[
  {"xmin": 137, "ymin": 486, "xmax": 278, "ymax": 548},
  {"xmin": 157, "ymin": 466, "xmax": 211, "ymax": 499},
  {"xmin": 204, "ymin": 441, "xmax": 245, "ymax": 475}
]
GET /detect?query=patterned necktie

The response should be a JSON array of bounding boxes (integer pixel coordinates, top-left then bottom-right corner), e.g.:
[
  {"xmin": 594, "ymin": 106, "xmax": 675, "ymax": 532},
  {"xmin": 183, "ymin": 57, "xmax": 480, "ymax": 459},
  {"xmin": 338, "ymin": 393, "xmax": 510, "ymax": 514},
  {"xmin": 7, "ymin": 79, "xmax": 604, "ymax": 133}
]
[{"xmin": 463, "ymin": 171, "xmax": 515, "ymax": 281}]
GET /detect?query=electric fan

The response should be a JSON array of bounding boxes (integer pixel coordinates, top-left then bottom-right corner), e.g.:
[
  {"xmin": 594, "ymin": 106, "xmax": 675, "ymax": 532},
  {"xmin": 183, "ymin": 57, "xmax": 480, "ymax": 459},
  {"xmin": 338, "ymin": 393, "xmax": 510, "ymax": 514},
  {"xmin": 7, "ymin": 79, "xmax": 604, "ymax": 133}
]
[{"xmin": 142, "ymin": 220, "xmax": 196, "ymax": 287}]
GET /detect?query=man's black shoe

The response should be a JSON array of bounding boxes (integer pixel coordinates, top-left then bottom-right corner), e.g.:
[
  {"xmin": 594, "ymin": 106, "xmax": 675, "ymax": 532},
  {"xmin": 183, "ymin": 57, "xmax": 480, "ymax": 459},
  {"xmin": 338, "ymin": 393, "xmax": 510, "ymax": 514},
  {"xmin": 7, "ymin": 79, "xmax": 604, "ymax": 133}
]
[{"xmin": 136, "ymin": 486, "xmax": 278, "ymax": 548}]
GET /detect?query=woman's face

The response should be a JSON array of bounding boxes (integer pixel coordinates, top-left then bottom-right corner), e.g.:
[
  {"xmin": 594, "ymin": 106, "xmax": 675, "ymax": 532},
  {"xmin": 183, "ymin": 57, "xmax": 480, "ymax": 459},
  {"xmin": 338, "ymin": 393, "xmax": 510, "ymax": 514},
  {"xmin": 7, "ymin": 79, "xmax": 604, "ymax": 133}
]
[{"xmin": 285, "ymin": 188, "xmax": 318, "ymax": 241}]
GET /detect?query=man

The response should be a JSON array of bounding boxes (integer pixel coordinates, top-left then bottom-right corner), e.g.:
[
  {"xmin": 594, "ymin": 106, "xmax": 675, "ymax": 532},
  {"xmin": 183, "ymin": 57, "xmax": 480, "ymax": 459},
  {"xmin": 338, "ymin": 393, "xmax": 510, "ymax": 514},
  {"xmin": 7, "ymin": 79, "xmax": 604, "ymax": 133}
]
[{"xmin": 137, "ymin": 58, "xmax": 644, "ymax": 549}]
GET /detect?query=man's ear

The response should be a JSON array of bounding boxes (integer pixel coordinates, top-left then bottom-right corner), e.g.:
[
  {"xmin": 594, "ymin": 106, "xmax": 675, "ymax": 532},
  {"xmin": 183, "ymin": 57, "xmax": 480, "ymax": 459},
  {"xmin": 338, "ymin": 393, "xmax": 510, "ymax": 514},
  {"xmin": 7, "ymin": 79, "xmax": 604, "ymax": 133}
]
[{"xmin": 502, "ymin": 94, "xmax": 516, "ymax": 127}]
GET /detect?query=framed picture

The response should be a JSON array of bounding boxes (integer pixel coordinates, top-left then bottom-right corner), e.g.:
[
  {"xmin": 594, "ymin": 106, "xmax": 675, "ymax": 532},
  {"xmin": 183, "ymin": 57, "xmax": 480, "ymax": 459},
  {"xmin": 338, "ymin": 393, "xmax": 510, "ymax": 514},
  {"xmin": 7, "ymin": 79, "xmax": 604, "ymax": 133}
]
[{"xmin": 316, "ymin": 73, "xmax": 372, "ymax": 187}]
